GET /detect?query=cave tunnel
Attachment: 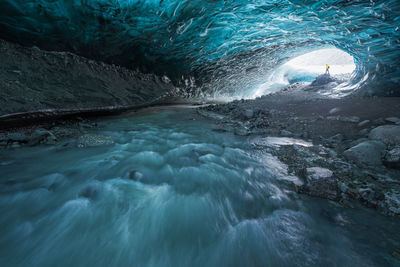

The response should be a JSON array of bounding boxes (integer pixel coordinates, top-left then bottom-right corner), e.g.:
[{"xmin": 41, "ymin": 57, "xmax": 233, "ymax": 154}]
[{"xmin": 0, "ymin": 1, "xmax": 400, "ymax": 266}]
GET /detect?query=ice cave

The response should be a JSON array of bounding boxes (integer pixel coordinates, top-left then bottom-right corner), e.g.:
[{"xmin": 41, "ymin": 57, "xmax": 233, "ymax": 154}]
[{"xmin": 0, "ymin": 1, "xmax": 400, "ymax": 266}]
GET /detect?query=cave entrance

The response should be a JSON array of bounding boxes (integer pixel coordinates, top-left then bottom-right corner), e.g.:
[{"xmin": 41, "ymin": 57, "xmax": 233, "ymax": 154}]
[{"xmin": 252, "ymin": 48, "xmax": 356, "ymax": 97}]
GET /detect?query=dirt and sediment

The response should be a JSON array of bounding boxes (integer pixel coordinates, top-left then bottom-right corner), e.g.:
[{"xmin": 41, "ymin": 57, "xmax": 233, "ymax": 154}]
[{"xmin": 197, "ymin": 82, "xmax": 400, "ymax": 216}]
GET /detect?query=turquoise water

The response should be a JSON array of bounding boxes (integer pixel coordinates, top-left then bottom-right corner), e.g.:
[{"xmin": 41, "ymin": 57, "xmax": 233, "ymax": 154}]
[{"xmin": 0, "ymin": 108, "xmax": 399, "ymax": 267}]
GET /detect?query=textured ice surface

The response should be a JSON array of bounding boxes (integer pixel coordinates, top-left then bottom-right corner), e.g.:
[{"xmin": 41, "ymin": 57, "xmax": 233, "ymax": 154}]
[
  {"xmin": 0, "ymin": 108, "xmax": 400, "ymax": 266},
  {"xmin": 0, "ymin": 0, "xmax": 399, "ymax": 97}
]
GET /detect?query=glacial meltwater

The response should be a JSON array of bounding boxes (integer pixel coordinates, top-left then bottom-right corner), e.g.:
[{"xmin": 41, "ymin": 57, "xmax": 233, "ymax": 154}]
[{"xmin": 0, "ymin": 107, "xmax": 399, "ymax": 267}]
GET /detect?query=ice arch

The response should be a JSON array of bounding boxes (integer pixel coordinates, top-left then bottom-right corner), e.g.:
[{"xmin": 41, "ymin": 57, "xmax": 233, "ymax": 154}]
[{"xmin": 251, "ymin": 48, "xmax": 356, "ymax": 98}]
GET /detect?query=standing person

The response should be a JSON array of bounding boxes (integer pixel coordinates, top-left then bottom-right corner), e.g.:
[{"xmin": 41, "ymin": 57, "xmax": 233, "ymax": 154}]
[{"xmin": 325, "ymin": 64, "xmax": 330, "ymax": 75}]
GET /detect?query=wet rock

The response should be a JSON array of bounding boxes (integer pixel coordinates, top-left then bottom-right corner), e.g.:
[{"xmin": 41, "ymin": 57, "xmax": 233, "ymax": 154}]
[
  {"xmin": 326, "ymin": 115, "xmax": 359, "ymax": 123},
  {"xmin": 385, "ymin": 117, "xmax": 400, "ymax": 124},
  {"xmin": 10, "ymin": 142, "xmax": 21, "ymax": 148},
  {"xmin": 372, "ymin": 118, "xmax": 385, "ymax": 125},
  {"xmin": 339, "ymin": 116, "xmax": 360, "ymax": 123},
  {"xmin": 28, "ymin": 128, "xmax": 57, "ymax": 145},
  {"xmin": 79, "ymin": 184, "xmax": 100, "ymax": 200},
  {"xmin": 280, "ymin": 130, "xmax": 293, "ymax": 137},
  {"xmin": 6, "ymin": 132, "xmax": 30, "ymax": 142},
  {"xmin": 357, "ymin": 120, "xmax": 370, "ymax": 127},
  {"xmin": 384, "ymin": 191, "xmax": 400, "ymax": 215},
  {"xmin": 77, "ymin": 134, "xmax": 114, "ymax": 148},
  {"xmin": 234, "ymin": 127, "xmax": 249, "ymax": 136},
  {"xmin": 369, "ymin": 125, "xmax": 400, "ymax": 146},
  {"xmin": 251, "ymin": 117, "xmax": 269, "ymax": 128},
  {"xmin": 329, "ymin": 107, "xmax": 341, "ymax": 115},
  {"xmin": 392, "ymin": 250, "xmax": 400, "ymax": 260},
  {"xmin": 343, "ymin": 140, "xmax": 386, "ymax": 166},
  {"xmin": 129, "ymin": 170, "xmax": 144, "ymax": 181},
  {"xmin": 349, "ymin": 138, "xmax": 369, "ymax": 148},
  {"xmin": 383, "ymin": 147, "xmax": 400, "ymax": 169},
  {"xmin": 358, "ymin": 187, "xmax": 384, "ymax": 208},
  {"xmin": 52, "ymin": 127, "xmax": 81, "ymax": 138},
  {"xmin": 358, "ymin": 128, "xmax": 369, "ymax": 136},
  {"xmin": 300, "ymin": 167, "xmax": 337, "ymax": 200},
  {"xmin": 311, "ymin": 74, "xmax": 338, "ymax": 86}
]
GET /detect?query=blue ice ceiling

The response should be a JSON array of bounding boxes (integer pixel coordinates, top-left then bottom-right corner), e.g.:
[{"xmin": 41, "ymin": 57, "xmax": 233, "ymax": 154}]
[{"xmin": 0, "ymin": 0, "xmax": 399, "ymax": 95}]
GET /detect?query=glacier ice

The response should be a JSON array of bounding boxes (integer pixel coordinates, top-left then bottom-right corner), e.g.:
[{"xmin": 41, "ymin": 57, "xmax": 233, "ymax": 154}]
[{"xmin": 0, "ymin": 0, "xmax": 399, "ymax": 98}]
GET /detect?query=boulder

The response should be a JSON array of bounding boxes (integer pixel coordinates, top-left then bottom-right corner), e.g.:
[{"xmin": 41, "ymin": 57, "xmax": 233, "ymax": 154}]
[
  {"xmin": 383, "ymin": 147, "xmax": 400, "ymax": 169},
  {"xmin": 77, "ymin": 134, "xmax": 114, "ymax": 148},
  {"xmin": 300, "ymin": 167, "xmax": 337, "ymax": 200},
  {"xmin": 369, "ymin": 125, "xmax": 400, "ymax": 146},
  {"xmin": 343, "ymin": 140, "xmax": 386, "ymax": 166}
]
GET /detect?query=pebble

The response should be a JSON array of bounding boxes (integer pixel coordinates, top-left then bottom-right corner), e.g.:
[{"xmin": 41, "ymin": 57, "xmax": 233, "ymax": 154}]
[
  {"xmin": 329, "ymin": 107, "xmax": 341, "ymax": 115},
  {"xmin": 358, "ymin": 120, "xmax": 370, "ymax": 127},
  {"xmin": 385, "ymin": 117, "xmax": 400, "ymax": 124}
]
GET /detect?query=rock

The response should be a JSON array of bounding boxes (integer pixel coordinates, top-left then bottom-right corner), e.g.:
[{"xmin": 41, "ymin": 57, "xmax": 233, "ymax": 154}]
[
  {"xmin": 129, "ymin": 170, "xmax": 144, "ymax": 181},
  {"xmin": 343, "ymin": 140, "xmax": 386, "ymax": 166},
  {"xmin": 329, "ymin": 107, "xmax": 341, "ymax": 115},
  {"xmin": 280, "ymin": 130, "xmax": 293, "ymax": 137},
  {"xmin": 244, "ymin": 109, "xmax": 254, "ymax": 119},
  {"xmin": 372, "ymin": 118, "xmax": 385, "ymax": 125},
  {"xmin": 234, "ymin": 127, "xmax": 249, "ymax": 136},
  {"xmin": 349, "ymin": 138, "xmax": 369, "ymax": 148},
  {"xmin": 339, "ymin": 116, "xmax": 360, "ymax": 123},
  {"xmin": 369, "ymin": 125, "xmax": 400, "ymax": 146},
  {"xmin": 326, "ymin": 115, "xmax": 359, "ymax": 123},
  {"xmin": 10, "ymin": 142, "xmax": 21, "ymax": 148},
  {"xmin": 358, "ymin": 128, "xmax": 369, "ymax": 136},
  {"xmin": 300, "ymin": 167, "xmax": 337, "ymax": 200},
  {"xmin": 311, "ymin": 74, "xmax": 338, "ymax": 86},
  {"xmin": 358, "ymin": 187, "xmax": 384, "ymax": 208},
  {"xmin": 392, "ymin": 250, "xmax": 400, "ymax": 260},
  {"xmin": 79, "ymin": 183, "xmax": 101, "ymax": 200},
  {"xmin": 385, "ymin": 117, "xmax": 400, "ymax": 124},
  {"xmin": 252, "ymin": 117, "xmax": 269, "ymax": 128},
  {"xmin": 28, "ymin": 128, "xmax": 57, "ymax": 145},
  {"xmin": 357, "ymin": 120, "xmax": 370, "ymax": 127},
  {"xmin": 6, "ymin": 132, "xmax": 29, "ymax": 142},
  {"xmin": 383, "ymin": 147, "xmax": 400, "ymax": 169},
  {"xmin": 77, "ymin": 134, "xmax": 114, "ymax": 148},
  {"xmin": 327, "ymin": 133, "xmax": 343, "ymax": 144}
]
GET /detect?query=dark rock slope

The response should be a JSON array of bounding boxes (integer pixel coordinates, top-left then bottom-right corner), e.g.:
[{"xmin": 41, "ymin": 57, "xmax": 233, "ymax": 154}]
[{"xmin": 0, "ymin": 39, "xmax": 175, "ymax": 117}]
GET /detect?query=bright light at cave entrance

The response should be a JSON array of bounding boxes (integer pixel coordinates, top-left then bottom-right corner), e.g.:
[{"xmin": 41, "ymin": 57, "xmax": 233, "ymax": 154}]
[
  {"xmin": 251, "ymin": 48, "xmax": 356, "ymax": 98},
  {"xmin": 285, "ymin": 48, "xmax": 356, "ymax": 75}
]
